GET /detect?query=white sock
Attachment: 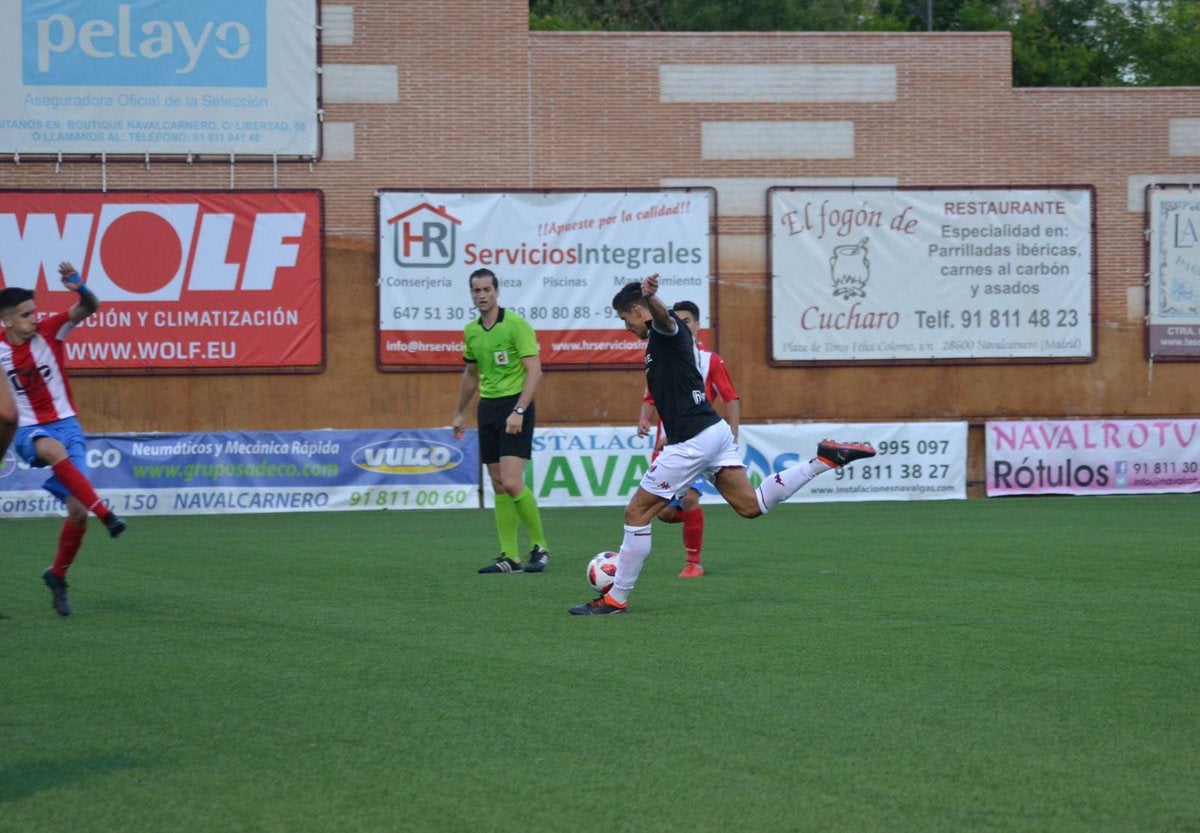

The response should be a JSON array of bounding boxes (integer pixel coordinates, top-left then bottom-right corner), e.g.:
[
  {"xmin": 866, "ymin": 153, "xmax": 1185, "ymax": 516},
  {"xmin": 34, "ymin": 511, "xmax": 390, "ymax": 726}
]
[
  {"xmin": 608, "ymin": 523, "xmax": 652, "ymax": 605},
  {"xmin": 755, "ymin": 458, "xmax": 831, "ymax": 514}
]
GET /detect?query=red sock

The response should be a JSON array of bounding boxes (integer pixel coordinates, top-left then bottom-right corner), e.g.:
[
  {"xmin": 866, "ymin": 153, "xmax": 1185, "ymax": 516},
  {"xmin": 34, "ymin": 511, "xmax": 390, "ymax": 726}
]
[
  {"xmin": 680, "ymin": 507, "xmax": 704, "ymax": 564},
  {"xmin": 51, "ymin": 459, "xmax": 112, "ymax": 520},
  {"xmin": 51, "ymin": 521, "xmax": 87, "ymax": 577}
]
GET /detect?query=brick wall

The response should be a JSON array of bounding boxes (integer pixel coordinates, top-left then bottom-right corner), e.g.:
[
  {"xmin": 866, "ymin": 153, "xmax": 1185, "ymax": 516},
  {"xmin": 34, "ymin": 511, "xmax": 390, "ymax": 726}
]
[{"xmin": 3, "ymin": 0, "xmax": 1198, "ymax": 435}]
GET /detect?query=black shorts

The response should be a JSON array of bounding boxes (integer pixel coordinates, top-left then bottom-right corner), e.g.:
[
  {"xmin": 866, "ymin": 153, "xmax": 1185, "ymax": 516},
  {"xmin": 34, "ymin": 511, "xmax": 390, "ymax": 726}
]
[{"xmin": 478, "ymin": 395, "xmax": 535, "ymax": 464}]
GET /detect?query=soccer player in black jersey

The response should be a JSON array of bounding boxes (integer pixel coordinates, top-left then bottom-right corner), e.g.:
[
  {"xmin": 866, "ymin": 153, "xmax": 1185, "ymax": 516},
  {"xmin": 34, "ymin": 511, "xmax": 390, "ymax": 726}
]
[{"xmin": 570, "ymin": 274, "xmax": 876, "ymax": 615}]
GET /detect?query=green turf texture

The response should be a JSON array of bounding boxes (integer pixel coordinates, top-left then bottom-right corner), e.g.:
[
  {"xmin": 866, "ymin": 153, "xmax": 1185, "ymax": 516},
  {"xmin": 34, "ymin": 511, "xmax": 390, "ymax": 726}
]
[{"xmin": 2, "ymin": 496, "xmax": 1197, "ymax": 832}]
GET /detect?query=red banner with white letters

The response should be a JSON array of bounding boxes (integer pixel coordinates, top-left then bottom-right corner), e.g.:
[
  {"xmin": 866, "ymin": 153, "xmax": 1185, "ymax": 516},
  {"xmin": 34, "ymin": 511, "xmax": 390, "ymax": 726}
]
[{"xmin": 0, "ymin": 191, "xmax": 324, "ymax": 372}]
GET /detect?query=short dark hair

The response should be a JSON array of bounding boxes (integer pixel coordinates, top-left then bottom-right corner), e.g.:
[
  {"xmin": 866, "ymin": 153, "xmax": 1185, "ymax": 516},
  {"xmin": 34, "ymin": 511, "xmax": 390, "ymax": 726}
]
[
  {"xmin": 671, "ymin": 300, "xmax": 700, "ymax": 321},
  {"xmin": 0, "ymin": 286, "xmax": 34, "ymax": 315},
  {"xmin": 469, "ymin": 268, "xmax": 498, "ymax": 289},
  {"xmin": 612, "ymin": 281, "xmax": 646, "ymax": 314}
]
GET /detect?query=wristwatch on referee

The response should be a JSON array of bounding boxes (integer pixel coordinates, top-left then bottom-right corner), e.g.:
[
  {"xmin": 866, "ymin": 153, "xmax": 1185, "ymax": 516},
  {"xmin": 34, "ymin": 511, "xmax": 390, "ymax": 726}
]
[{"xmin": 513, "ymin": 406, "xmax": 527, "ymax": 415}]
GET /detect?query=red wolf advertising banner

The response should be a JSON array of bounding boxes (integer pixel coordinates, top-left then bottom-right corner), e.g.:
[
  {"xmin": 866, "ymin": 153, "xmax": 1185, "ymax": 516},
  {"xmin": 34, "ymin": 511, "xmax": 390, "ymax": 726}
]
[{"xmin": 0, "ymin": 190, "xmax": 324, "ymax": 372}]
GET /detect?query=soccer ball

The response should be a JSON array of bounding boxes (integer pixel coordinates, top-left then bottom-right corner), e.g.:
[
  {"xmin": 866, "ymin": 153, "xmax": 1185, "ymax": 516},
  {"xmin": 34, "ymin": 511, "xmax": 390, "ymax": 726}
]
[{"xmin": 586, "ymin": 551, "xmax": 619, "ymax": 594}]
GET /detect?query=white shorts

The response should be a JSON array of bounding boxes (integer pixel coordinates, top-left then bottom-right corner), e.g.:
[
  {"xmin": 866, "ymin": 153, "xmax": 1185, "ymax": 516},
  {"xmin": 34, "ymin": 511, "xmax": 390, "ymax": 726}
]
[{"xmin": 639, "ymin": 420, "xmax": 743, "ymax": 501}]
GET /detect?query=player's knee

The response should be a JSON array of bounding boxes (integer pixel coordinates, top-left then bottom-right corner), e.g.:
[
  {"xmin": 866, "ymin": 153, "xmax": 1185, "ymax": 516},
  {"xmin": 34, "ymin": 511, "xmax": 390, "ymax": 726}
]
[
  {"xmin": 36, "ymin": 438, "xmax": 68, "ymax": 464},
  {"xmin": 66, "ymin": 506, "xmax": 88, "ymax": 526}
]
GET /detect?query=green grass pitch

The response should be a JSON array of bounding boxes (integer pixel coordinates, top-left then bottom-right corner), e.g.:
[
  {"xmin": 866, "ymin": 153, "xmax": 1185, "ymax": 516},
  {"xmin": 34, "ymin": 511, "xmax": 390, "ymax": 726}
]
[{"xmin": 2, "ymin": 496, "xmax": 1198, "ymax": 832}]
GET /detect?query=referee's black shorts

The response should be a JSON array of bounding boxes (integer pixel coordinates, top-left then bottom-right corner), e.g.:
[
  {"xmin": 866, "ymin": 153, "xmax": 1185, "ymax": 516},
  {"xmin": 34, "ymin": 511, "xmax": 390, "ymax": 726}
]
[{"xmin": 477, "ymin": 394, "xmax": 535, "ymax": 464}]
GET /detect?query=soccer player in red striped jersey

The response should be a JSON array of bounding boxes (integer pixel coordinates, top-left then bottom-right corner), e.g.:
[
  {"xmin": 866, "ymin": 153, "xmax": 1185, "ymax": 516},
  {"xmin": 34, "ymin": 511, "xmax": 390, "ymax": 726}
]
[
  {"xmin": 0, "ymin": 262, "xmax": 126, "ymax": 617},
  {"xmin": 637, "ymin": 300, "xmax": 741, "ymax": 578}
]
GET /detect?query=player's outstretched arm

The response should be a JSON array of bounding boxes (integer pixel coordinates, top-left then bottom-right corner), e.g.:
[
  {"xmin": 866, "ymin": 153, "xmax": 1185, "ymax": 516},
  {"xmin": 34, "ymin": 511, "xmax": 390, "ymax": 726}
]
[{"xmin": 59, "ymin": 261, "xmax": 99, "ymax": 323}]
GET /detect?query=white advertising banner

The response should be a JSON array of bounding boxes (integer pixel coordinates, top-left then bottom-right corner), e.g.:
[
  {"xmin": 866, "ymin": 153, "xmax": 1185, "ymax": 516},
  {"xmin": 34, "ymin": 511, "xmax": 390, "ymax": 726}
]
[
  {"xmin": 1146, "ymin": 186, "xmax": 1200, "ymax": 359},
  {"xmin": 770, "ymin": 187, "xmax": 1094, "ymax": 362},
  {"xmin": 1, "ymin": 0, "xmax": 318, "ymax": 157},
  {"xmin": 484, "ymin": 422, "xmax": 967, "ymax": 507},
  {"xmin": 986, "ymin": 418, "xmax": 1200, "ymax": 496},
  {"xmin": 377, "ymin": 190, "xmax": 714, "ymax": 367}
]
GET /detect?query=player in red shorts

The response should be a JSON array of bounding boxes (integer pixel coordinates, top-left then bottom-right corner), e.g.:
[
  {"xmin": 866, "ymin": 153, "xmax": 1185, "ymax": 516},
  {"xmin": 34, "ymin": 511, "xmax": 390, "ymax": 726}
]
[
  {"xmin": 0, "ymin": 263, "xmax": 127, "ymax": 617},
  {"xmin": 637, "ymin": 300, "xmax": 741, "ymax": 578}
]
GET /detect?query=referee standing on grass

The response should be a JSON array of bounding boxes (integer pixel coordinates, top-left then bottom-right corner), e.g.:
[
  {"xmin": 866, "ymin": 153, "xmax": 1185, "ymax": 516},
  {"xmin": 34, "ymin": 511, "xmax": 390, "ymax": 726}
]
[{"xmin": 450, "ymin": 268, "xmax": 551, "ymax": 574}]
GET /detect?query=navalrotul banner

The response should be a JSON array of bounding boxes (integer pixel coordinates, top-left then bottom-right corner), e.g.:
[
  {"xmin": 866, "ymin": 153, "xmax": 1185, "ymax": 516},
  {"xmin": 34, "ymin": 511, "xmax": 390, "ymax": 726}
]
[
  {"xmin": 770, "ymin": 187, "xmax": 1094, "ymax": 363},
  {"xmin": 986, "ymin": 418, "xmax": 1200, "ymax": 496},
  {"xmin": 376, "ymin": 190, "xmax": 715, "ymax": 368}
]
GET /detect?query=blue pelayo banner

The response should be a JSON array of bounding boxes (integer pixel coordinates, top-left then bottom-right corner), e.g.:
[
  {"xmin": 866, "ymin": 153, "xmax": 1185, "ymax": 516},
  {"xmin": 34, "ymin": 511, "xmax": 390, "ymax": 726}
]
[{"xmin": 0, "ymin": 429, "xmax": 481, "ymax": 518}]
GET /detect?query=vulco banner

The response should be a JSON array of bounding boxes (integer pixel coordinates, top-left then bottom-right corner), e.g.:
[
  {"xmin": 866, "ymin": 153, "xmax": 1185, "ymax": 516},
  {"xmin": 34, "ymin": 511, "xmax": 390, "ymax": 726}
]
[
  {"xmin": 986, "ymin": 418, "xmax": 1200, "ymax": 496},
  {"xmin": 2, "ymin": 0, "xmax": 319, "ymax": 157},
  {"xmin": 0, "ymin": 190, "xmax": 324, "ymax": 371},
  {"xmin": 0, "ymin": 428, "xmax": 480, "ymax": 517},
  {"xmin": 484, "ymin": 422, "xmax": 967, "ymax": 508},
  {"xmin": 377, "ymin": 190, "xmax": 714, "ymax": 368}
]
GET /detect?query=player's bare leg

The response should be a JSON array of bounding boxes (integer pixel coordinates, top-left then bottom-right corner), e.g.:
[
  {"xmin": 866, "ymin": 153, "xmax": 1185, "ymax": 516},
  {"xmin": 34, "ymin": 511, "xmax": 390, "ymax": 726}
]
[
  {"xmin": 0, "ymin": 382, "xmax": 15, "ymax": 461},
  {"xmin": 570, "ymin": 488, "xmax": 669, "ymax": 615}
]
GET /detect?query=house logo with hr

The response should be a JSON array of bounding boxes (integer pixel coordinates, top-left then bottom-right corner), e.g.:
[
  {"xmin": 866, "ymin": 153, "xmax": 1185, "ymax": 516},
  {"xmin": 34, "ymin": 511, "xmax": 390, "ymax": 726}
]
[{"xmin": 387, "ymin": 203, "xmax": 462, "ymax": 268}]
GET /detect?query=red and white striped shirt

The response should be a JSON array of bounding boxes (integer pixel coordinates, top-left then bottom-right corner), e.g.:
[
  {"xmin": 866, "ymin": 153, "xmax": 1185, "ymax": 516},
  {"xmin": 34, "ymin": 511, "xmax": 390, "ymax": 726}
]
[{"xmin": 0, "ymin": 312, "xmax": 79, "ymax": 426}]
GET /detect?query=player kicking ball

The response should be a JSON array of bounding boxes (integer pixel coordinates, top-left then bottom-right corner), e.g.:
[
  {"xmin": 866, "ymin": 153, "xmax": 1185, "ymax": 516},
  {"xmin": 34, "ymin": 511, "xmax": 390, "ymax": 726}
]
[
  {"xmin": 570, "ymin": 274, "xmax": 874, "ymax": 616},
  {"xmin": 0, "ymin": 263, "xmax": 126, "ymax": 617}
]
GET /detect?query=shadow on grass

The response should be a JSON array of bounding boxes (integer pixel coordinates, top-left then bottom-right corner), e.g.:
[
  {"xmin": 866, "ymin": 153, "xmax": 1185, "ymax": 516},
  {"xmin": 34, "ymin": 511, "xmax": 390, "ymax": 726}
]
[{"xmin": 0, "ymin": 756, "xmax": 143, "ymax": 804}]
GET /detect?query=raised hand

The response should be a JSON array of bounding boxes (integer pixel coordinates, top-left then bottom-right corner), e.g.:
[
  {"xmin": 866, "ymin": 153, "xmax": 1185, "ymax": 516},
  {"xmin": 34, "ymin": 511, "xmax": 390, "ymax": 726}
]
[
  {"xmin": 641, "ymin": 273, "xmax": 659, "ymax": 298},
  {"xmin": 58, "ymin": 261, "xmax": 82, "ymax": 288}
]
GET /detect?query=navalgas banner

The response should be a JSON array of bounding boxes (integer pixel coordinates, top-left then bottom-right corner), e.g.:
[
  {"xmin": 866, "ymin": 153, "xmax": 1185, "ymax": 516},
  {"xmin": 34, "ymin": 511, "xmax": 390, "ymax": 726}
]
[
  {"xmin": 484, "ymin": 422, "xmax": 967, "ymax": 507},
  {"xmin": 0, "ymin": 428, "xmax": 480, "ymax": 517}
]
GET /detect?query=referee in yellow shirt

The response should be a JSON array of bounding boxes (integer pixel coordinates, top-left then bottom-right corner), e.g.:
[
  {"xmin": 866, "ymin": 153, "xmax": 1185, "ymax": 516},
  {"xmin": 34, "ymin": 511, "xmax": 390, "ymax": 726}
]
[{"xmin": 451, "ymin": 268, "xmax": 550, "ymax": 573}]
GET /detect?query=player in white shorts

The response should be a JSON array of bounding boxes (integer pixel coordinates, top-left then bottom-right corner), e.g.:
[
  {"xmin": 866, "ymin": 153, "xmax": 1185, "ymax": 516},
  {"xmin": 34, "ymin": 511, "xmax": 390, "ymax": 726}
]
[
  {"xmin": 570, "ymin": 274, "xmax": 876, "ymax": 615},
  {"xmin": 638, "ymin": 298, "xmax": 741, "ymax": 577}
]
